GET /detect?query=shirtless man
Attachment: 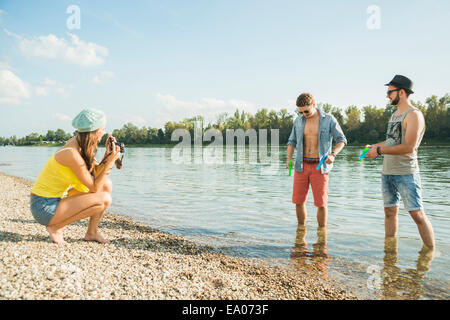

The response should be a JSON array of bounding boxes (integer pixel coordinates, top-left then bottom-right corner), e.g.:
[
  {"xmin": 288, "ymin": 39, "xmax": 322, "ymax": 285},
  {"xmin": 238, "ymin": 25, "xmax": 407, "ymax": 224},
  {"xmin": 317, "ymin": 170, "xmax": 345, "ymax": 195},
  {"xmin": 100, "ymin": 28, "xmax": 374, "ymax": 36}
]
[{"xmin": 287, "ymin": 93, "xmax": 347, "ymax": 227}]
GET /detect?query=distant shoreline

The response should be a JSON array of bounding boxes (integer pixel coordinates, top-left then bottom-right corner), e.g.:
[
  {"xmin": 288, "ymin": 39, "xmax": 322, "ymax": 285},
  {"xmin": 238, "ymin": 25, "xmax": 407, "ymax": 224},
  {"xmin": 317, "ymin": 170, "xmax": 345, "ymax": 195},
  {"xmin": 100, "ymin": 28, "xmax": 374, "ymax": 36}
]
[{"xmin": 3, "ymin": 143, "xmax": 450, "ymax": 148}]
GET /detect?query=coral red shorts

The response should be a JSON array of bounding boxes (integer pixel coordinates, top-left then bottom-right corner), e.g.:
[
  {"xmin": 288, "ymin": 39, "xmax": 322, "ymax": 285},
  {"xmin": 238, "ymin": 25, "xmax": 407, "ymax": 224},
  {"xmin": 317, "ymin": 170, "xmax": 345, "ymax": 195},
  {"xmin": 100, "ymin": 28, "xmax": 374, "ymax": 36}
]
[{"xmin": 292, "ymin": 161, "xmax": 329, "ymax": 207}]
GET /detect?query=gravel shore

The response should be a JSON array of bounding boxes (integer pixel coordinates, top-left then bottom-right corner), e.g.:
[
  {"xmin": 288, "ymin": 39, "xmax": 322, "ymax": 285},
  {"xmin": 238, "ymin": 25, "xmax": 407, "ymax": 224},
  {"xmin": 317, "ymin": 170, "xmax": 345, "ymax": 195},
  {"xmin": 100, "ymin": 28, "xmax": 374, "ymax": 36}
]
[{"xmin": 0, "ymin": 172, "xmax": 356, "ymax": 300}]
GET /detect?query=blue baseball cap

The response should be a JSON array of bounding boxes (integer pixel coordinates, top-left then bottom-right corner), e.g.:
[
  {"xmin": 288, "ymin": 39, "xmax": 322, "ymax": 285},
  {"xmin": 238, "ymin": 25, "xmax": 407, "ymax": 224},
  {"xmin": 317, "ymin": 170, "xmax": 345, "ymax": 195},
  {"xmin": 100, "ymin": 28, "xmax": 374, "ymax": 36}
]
[{"xmin": 72, "ymin": 108, "xmax": 106, "ymax": 132}]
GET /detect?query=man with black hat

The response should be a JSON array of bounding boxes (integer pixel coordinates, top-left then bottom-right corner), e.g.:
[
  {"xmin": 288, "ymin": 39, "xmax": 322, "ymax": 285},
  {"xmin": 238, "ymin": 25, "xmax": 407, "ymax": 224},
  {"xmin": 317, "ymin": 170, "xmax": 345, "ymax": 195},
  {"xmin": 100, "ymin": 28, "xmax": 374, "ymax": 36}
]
[{"xmin": 365, "ymin": 75, "xmax": 435, "ymax": 250}]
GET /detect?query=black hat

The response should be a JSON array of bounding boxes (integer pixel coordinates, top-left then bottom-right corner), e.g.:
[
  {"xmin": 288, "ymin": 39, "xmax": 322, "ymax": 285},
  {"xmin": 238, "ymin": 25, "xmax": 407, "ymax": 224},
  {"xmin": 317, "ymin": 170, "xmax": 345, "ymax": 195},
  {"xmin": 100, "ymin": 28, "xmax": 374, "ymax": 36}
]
[{"xmin": 385, "ymin": 75, "xmax": 414, "ymax": 94}]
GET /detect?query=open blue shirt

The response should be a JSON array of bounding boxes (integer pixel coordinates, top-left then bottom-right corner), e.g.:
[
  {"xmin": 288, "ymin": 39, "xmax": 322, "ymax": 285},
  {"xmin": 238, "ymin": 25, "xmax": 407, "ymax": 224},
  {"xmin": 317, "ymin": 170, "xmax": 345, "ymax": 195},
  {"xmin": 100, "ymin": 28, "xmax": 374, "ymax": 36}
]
[{"xmin": 287, "ymin": 109, "xmax": 347, "ymax": 174}]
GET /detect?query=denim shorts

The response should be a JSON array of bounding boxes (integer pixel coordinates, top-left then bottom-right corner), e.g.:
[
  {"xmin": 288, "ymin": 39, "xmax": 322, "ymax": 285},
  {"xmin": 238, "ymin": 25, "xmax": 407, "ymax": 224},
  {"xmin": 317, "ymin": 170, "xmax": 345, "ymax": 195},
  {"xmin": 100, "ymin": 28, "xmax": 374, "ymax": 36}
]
[
  {"xmin": 381, "ymin": 173, "xmax": 423, "ymax": 211},
  {"xmin": 30, "ymin": 195, "xmax": 61, "ymax": 226}
]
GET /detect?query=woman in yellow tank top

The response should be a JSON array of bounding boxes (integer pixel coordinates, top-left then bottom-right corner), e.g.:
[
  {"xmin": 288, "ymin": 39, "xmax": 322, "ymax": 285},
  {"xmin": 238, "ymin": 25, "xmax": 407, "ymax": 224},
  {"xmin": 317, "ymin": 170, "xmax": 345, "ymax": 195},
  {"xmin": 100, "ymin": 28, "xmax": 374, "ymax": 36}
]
[{"xmin": 30, "ymin": 108, "xmax": 121, "ymax": 245}]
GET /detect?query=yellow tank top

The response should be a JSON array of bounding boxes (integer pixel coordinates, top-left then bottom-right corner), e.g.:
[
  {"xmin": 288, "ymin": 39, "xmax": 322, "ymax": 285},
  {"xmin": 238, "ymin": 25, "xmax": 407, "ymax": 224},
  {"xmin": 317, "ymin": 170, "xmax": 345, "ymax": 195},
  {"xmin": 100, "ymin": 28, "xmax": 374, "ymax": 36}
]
[{"xmin": 31, "ymin": 149, "xmax": 90, "ymax": 198}]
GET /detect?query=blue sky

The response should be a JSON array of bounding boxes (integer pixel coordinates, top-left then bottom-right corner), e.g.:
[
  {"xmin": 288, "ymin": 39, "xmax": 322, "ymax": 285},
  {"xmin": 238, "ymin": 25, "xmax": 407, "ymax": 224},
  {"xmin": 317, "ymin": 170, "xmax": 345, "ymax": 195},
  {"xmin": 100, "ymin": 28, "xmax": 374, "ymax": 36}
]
[{"xmin": 1, "ymin": 0, "xmax": 449, "ymax": 137}]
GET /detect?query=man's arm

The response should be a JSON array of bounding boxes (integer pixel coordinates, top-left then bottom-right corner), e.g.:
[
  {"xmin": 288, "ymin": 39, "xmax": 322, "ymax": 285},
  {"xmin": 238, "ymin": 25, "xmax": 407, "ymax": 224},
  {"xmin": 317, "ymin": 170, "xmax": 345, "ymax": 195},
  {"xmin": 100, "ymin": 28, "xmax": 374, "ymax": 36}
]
[
  {"xmin": 367, "ymin": 141, "xmax": 387, "ymax": 148},
  {"xmin": 329, "ymin": 116, "xmax": 347, "ymax": 160},
  {"xmin": 286, "ymin": 121, "xmax": 297, "ymax": 168},
  {"xmin": 332, "ymin": 141, "xmax": 346, "ymax": 155},
  {"xmin": 367, "ymin": 110, "xmax": 423, "ymax": 158},
  {"xmin": 286, "ymin": 145, "xmax": 295, "ymax": 167}
]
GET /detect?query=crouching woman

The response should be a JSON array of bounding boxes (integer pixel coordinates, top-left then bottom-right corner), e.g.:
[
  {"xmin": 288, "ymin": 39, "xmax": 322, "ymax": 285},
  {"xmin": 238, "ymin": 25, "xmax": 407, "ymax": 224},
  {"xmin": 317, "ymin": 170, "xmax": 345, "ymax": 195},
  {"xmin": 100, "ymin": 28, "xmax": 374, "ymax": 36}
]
[{"xmin": 29, "ymin": 108, "xmax": 121, "ymax": 245}]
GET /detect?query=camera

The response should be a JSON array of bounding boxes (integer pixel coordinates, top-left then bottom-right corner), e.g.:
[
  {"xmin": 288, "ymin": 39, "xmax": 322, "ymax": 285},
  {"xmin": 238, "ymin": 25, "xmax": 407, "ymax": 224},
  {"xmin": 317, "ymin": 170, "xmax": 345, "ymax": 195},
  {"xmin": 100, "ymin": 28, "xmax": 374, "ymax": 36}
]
[
  {"xmin": 108, "ymin": 137, "xmax": 125, "ymax": 169},
  {"xmin": 109, "ymin": 138, "xmax": 125, "ymax": 153}
]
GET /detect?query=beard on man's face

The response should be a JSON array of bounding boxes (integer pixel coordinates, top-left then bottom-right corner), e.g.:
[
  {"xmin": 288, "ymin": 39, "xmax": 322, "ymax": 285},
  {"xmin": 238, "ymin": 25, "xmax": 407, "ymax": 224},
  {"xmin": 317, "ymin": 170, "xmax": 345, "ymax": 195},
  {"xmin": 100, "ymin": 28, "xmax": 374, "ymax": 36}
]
[{"xmin": 391, "ymin": 93, "xmax": 400, "ymax": 106}]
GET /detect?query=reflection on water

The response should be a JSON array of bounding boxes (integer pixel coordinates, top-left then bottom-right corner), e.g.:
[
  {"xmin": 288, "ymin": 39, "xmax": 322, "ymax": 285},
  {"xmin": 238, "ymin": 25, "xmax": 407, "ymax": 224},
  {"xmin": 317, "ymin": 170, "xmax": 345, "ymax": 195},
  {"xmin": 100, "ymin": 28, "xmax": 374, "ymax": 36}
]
[
  {"xmin": 290, "ymin": 226, "xmax": 330, "ymax": 277},
  {"xmin": 382, "ymin": 237, "xmax": 435, "ymax": 300},
  {"xmin": 289, "ymin": 227, "xmax": 439, "ymax": 300}
]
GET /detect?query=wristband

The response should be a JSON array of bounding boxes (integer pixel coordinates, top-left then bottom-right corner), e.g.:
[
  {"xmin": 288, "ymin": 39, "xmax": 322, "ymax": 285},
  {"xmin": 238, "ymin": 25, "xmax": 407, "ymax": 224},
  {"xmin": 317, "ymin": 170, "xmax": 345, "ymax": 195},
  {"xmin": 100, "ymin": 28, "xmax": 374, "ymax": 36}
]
[
  {"xmin": 377, "ymin": 146, "xmax": 382, "ymax": 156},
  {"xmin": 331, "ymin": 151, "xmax": 337, "ymax": 157}
]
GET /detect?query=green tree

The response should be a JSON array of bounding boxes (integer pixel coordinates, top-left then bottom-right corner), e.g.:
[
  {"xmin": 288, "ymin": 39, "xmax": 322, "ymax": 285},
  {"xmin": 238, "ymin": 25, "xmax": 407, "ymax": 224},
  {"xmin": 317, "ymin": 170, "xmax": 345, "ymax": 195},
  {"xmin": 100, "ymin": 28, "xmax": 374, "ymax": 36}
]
[
  {"xmin": 319, "ymin": 103, "xmax": 344, "ymax": 125},
  {"xmin": 411, "ymin": 100, "xmax": 427, "ymax": 117},
  {"xmin": 157, "ymin": 129, "xmax": 165, "ymax": 143},
  {"xmin": 278, "ymin": 108, "xmax": 294, "ymax": 144},
  {"xmin": 319, "ymin": 103, "xmax": 333, "ymax": 113},
  {"xmin": 163, "ymin": 121, "xmax": 176, "ymax": 143},
  {"xmin": 123, "ymin": 123, "xmax": 139, "ymax": 144},
  {"xmin": 26, "ymin": 132, "xmax": 40, "ymax": 143},
  {"xmin": 383, "ymin": 104, "xmax": 397, "ymax": 122},
  {"xmin": 4, "ymin": 94, "xmax": 449, "ymax": 147},
  {"xmin": 344, "ymin": 106, "xmax": 362, "ymax": 143},
  {"xmin": 147, "ymin": 127, "xmax": 159, "ymax": 143},
  {"xmin": 424, "ymin": 94, "xmax": 450, "ymax": 139},
  {"xmin": 45, "ymin": 130, "xmax": 55, "ymax": 141},
  {"xmin": 362, "ymin": 105, "xmax": 385, "ymax": 141},
  {"xmin": 55, "ymin": 129, "xmax": 67, "ymax": 142},
  {"xmin": 330, "ymin": 108, "xmax": 344, "ymax": 125},
  {"xmin": 345, "ymin": 106, "xmax": 362, "ymax": 131},
  {"xmin": 112, "ymin": 128, "xmax": 125, "ymax": 143},
  {"xmin": 137, "ymin": 127, "xmax": 148, "ymax": 144},
  {"xmin": 227, "ymin": 109, "xmax": 245, "ymax": 129},
  {"xmin": 255, "ymin": 109, "xmax": 270, "ymax": 129}
]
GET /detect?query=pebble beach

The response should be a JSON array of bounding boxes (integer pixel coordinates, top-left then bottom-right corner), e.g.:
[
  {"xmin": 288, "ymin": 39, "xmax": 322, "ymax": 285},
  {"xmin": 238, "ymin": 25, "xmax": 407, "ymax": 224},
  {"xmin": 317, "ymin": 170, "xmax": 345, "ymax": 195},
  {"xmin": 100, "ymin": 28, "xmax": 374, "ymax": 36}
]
[{"xmin": 0, "ymin": 172, "xmax": 356, "ymax": 300}]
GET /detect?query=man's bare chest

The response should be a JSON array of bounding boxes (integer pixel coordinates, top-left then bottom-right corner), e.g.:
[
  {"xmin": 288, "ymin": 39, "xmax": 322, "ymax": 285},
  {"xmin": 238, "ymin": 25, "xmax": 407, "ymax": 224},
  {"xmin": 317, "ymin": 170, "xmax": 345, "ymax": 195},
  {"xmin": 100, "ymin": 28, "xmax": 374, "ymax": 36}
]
[{"xmin": 304, "ymin": 119, "xmax": 319, "ymax": 138}]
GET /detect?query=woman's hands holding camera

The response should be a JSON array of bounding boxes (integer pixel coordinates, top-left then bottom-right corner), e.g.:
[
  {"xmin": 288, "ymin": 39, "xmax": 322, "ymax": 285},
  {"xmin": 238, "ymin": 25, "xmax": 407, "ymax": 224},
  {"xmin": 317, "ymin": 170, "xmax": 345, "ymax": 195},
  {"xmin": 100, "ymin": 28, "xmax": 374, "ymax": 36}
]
[{"xmin": 105, "ymin": 136, "xmax": 121, "ymax": 166}]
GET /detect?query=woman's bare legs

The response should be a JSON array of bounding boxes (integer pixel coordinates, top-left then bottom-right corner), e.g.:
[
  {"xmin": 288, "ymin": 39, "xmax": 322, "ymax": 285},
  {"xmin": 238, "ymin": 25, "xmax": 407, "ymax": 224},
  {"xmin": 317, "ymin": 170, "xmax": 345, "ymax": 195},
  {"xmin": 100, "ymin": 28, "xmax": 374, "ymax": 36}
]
[
  {"xmin": 84, "ymin": 179, "xmax": 113, "ymax": 243},
  {"xmin": 46, "ymin": 185, "xmax": 112, "ymax": 245},
  {"xmin": 46, "ymin": 202, "xmax": 108, "ymax": 245}
]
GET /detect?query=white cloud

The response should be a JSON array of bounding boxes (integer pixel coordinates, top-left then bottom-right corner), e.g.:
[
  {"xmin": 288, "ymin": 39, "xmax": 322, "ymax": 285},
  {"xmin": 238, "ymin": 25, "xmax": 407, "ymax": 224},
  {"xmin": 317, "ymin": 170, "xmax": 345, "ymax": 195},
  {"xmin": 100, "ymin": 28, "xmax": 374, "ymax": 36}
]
[
  {"xmin": 44, "ymin": 77, "xmax": 56, "ymax": 86},
  {"xmin": 108, "ymin": 113, "xmax": 148, "ymax": 127},
  {"xmin": 0, "ymin": 60, "xmax": 12, "ymax": 70},
  {"xmin": 92, "ymin": 70, "xmax": 115, "ymax": 84},
  {"xmin": 123, "ymin": 114, "xmax": 147, "ymax": 126},
  {"xmin": 35, "ymin": 86, "xmax": 48, "ymax": 96},
  {"xmin": 52, "ymin": 113, "xmax": 72, "ymax": 122},
  {"xmin": 56, "ymin": 87, "xmax": 69, "ymax": 98},
  {"xmin": 38, "ymin": 77, "xmax": 73, "ymax": 98},
  {"xmin": 228, "ymin": 99, "xmax": 257, "ymax": 114},
  {"xmin": 156, "ymin": 93, "xmax": 204, "ymax": 112},
  {"xmin": 201, "ymin": 97, "xmax": 227, "ymax": 109},
  {"xmin": 102, "ymin": 70, "xmax": 115, "ymax": 78},
  {"xmin": 92, "ymin": 75, "xmax": 101, "ymax": 84},
  {"xmin": 9, "ymin": 31, "xmax": 108, "ymax": 66},
  {"xmin": 154, "ymin": 93, "xmax": 259, "ymax": 127},
  {"xmin": 0, "ymin": 69, "xmax": 31, "ymax": 105},
  {"xmin": 3, "ymin": 28, "xmax": 20, "ymax": 40}
]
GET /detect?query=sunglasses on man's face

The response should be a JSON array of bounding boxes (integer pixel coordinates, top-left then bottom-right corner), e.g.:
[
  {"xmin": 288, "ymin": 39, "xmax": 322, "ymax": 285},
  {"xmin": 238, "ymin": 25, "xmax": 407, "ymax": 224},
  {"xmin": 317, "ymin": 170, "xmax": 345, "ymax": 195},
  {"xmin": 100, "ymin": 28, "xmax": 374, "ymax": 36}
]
[
  {"xmin": 387, "ymin": 89, "xmax": 400, "ymax": 96},
  {"xmin": 297, "ymin": 108, "xmax": 310, "ymax": 115}
]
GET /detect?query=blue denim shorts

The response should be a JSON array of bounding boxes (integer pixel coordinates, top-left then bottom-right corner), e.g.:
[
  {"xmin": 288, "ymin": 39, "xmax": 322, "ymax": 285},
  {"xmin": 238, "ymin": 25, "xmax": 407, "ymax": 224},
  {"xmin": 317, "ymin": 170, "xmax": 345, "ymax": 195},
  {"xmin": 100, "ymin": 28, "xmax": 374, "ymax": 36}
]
[
  {"xmin": 30, "ymin": 195, "xmax": 61, "ymax": 226},
  {"xmin": 381, "ymin": 173, "xmax": 423, "ymax": 211}
]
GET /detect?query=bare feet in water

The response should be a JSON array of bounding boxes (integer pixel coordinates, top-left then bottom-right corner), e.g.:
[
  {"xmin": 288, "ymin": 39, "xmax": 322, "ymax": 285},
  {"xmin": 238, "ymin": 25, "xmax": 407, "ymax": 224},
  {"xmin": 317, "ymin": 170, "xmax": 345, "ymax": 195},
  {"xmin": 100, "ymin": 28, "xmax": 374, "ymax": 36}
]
[
  {"xmin": 46, "ymin": 225, "xmax": 67, "ymax": 245},
  {"xmin": 84, "ymin": 232, "xmax": 109, "ymax": 243}
]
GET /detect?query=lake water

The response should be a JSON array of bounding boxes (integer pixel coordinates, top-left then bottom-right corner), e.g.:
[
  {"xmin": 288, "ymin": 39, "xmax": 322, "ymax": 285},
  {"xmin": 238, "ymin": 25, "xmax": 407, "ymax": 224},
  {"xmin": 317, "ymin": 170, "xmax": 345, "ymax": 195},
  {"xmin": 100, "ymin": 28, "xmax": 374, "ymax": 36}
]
[{"xmin": 0, "ymin": 145, "xmax": 448, "ymax": 299}]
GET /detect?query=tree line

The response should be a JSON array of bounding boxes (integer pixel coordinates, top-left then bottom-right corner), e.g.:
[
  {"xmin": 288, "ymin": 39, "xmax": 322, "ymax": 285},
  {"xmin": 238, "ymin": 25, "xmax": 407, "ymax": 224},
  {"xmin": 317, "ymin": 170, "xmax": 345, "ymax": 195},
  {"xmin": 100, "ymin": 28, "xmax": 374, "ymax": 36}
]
[{"xmin": 2, "ymin": 94, "xmax": 449, "ymax": 147}]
